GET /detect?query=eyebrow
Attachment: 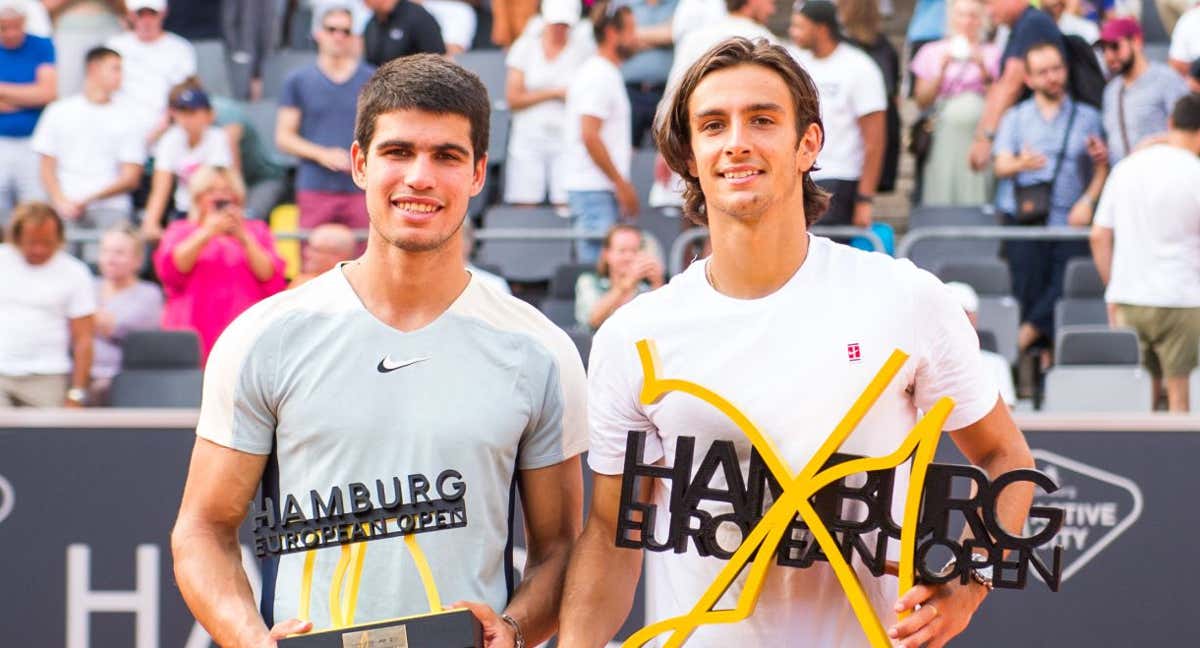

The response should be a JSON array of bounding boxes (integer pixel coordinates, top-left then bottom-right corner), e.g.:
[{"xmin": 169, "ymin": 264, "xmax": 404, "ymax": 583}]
[
  {"xmin": 374, "ymin": 139, "xmax": 472, "ymax": 157},
  {"xmin": 693, "ymin": 102, "xmax": 787, "ymax": 120}
]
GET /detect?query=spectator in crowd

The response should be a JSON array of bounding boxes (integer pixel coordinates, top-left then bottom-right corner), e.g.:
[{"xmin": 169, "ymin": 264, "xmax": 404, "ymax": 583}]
[
  {"xmin": 91, "ymin": 224, "xmax": 163, "ymax": 403},
  {"xmin": 1091, "ymin": 93, "xmax": 1200, "ymax": 413},
  {"xmin": 0, "ymin": 0, "xmax": 56, "ymax": 214},
  {"xmin": 0, "ymin": 202, "xmax": 94, "ymax": 408},
  {"xmin": 417, "ymin": 0, "xmax": 476, "ymax": 55},
  {"xmin": 154, "ymin": 166, "xmax": 286, "ymax": 362},
  {"xmin": 362, "ymin": 0, "xmax": 446, "ymax": 66},
  {"xmin": 143, "ymin": 83, "xmax": 234, "ymax": 240},
  {"xmin": 224, "ymin": 0, "xmax": 281, "ymax": 101},
  {"xmin": 911, "ymin": 0, "xmax": 999, "ymax": 205},
  {"xmin": 33, "ymin": 46, "xmax": 144, "ymax": 233},
  {"xmin": 789, "ymin": 0, "xmax": 886, "ymax": 227},
  {"xmin": 563, "ymin": 1, "xmax": 638, "ymax": 264},
  {"xmin": 1099, "ymin": 17, "xmax": 1188, "ymax": 163},
  {"xmin": 1042, "ymin": 0, "xmax": 1100, "ymax": 42},
  {"xmin": 1157, "ymin": 0, "xmax": 1195, "ymax": 35},
  {"xmin": 623, "ymin": 0, "xmax": 678, "ymax": 146},
  {"xmin": 8, "ymin": 0, "xmax": 48, "ymax": 36},
  {"xmin": 43, "ymin": 0, "xmax": 124, "ymax": 96},
  {"xmin": 289, "ymin": 222, "xmax": 357, "ymax": 288},
  {"xmin": 105, "ymin": 0, "xmax": 197, "ymax": 141},
  {"xmin": 574, "ymin": 223, "xmax": 662, "ymax": 331},
  {"xmin": 1190, "ymin": 57, "xmax": 1200, "ymax": 92},
  {"xmin": 493, "ymin": 0, "xmax": 540, "ymax": 47},
  {"xmin": 462, "ymin": 217, "xmax": 512, "ymax": 294},
  {"xmin": 668, "ymin": 0, "xmax": 777, "ymax": 89},
  {"xmin": 212, "ymin": 94, "xmax": 288, "ymax": 222},
  {"xmin": 840, "ymin": 0, "xmax": 901, "ymax": 195},
  {"xmin": 277, "ymin": 4, "xmax": 375, "ymax": 242},
  {"xmin": 671, "ymin": 0, "xmax": 728, "ymax": 45},
  {"xmin": 947, "ymin": 280, "xmax": 1018, "ymax": 406},
  {"xmin": 1168, "ymin": 5, "xmax": 1200, "ymax": 77},
  {"xmin": 993, "ymin": 42, "xmax": 1107, "ymax": 355},
  {"xmin": 504, "ymin": 0, "xmax": 590, "ymax": 206},
  {"xmin": 970, "ymin": 0, "xmax": 1066, "ymax": 171}
]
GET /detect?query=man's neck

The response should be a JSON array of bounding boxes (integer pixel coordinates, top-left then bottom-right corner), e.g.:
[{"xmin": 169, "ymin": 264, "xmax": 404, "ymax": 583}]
[
  {"xmin": 1122, "ymin": 55, "xmax": 1147, "ymax": 84},
  {"xmin": 83, "ymin": 83, "xmax": 111, "ymax": 104},
  {"xmin": 1033, "ymin": 91, "xmax": 1065, "ymax": 117},
  {"xmin": 318, "ymin": 53, "xmax": 357, "ymax": 79},
  {"xmin": 706, "ymin": 200, "xmax": 810, "ymax": 300},
  {"xmin": 811, "ymin": 38, "xmax": 838, "ymax": 59},
  {"xmin": 598, "ymin": 43, "xmax": 620, "ymax": 66},
  {"xmin": 104, "ymin": 275, "xmax": 137, "ymax": 292},
  {"xmin": 343, "ymin": 232, "xmax": 471, "ymax": 332},
  {"xmin": 137, "ymin": 31, "xmax": 163, "ymax": 45},
  {"xmin": 1166, "ymin": 130, "xmax": 1200, "ymax": 156}
]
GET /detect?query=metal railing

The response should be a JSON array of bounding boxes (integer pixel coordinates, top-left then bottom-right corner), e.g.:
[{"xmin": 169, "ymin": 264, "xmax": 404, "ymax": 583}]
[
  {"xmin": 896, "ymin": 226, "xmax": 1090, "ymax": 259},
  {"xmin": 667, "ymin": 226, "xmax": 887, "ymax": 276}
]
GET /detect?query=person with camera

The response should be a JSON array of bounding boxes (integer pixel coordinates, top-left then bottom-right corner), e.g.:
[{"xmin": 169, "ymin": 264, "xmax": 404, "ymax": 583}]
[
  {"xmin": 153, "ymin": 165, "xmax": 285, "ymax": 363},
  {"xmin": 575, "ymin": 223, "xmax": 663, "ymax": 331},
  {"xmin": 992, "ymin": 42, "xmax": 1106, "ymax": 358}
]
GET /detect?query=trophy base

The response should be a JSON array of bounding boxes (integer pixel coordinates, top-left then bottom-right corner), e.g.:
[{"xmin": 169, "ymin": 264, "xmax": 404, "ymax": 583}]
[{"xmin": 277, "ymin": 608, "xmax": 483, "ymax": 647}]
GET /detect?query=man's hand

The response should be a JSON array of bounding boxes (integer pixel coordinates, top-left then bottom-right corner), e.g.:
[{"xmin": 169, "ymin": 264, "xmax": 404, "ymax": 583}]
[
  {"xmin": 318, "ymin": 147, "xmax": 352, "ymax": 173},
  {"xmin": 54, "ymin": 198, "xmax": 84, "ymax": 221},
  {"xmin": 634, "ymin": 254, "xmax": 663, "ymax": 287},
  {"xmin": 262, "ymin": 618, "xmax": 313, "ymax": 647},
  {"xmin": 451, "ymin": 601, "xmax": 516, "ymax": 648},
  {"xmin": 1015, "ymin": 146, "xmax": 1047, "ymax": 172},
  {"xmin": 889, "ymin": 580, "xmax": 987, "ymax": 648},
  {"xmin": 1067, "ymin": 198, "xmax": 1094, "ymax": 227},
  {"xmin": 615, "ymin": 179, "xmax": 639, "ymax": 220},
  {"xmin": 968, "ymin": 138, "xmax": 992, "ymax": 171},
  {"xmin": 140, "ymin": 218, "xmax": 163, "ymax": 242},
  {"xmin": 1085, "ymin": 135, "xmax": 1108, "ymax": 168},
  {"xmin": 852, "ymin": 200, "xmax": 873, "ymax": 228}
]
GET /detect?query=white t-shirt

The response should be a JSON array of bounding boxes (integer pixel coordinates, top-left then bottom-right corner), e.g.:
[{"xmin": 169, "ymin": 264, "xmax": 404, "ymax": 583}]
[
  {"xmin": 671, "ymin": 0, "xmax": 729, "ymax": 43},
  {"xmin": 1169, "ymin": 7, "xmax": 1200, "ymax": 66},
  {"xmin": 506, "ymin": 35, "xmax": 591, "ymax": 149},
  {"xmin": 153, "ymin": 125, "xmax": 234, "ymax": 213},
  {"xmin": 667, "ymin": 16, "xmax": 778, "ymax": 92},
  {"xmin": 587, "ymin": 236, "xmax": 998, "ymax": 647},
  {"xmin": 1057, "ymin": 13, "xmax": 1099, "ymax": 44},
  {"xmin": 563, "ymin": 56, "xmax": 632, "ymax": 192},
  {"xmin": 423, "ymin": 0, "xmax": 477, "ymax": 50},
  {"xmin": 105, "ymin": 31, "xmax": 197, "ymax": 125},
  {"xmin": 1093, "ymin": 144, "xmax": 1200, "ymax": 307},
  {"xmin": 30, "ymin": 95, "xmax": 147, "ymax": 213},
  {"xmin": 0, "ymin": 246, "xmax": 96, "ymax": 376},
  {"xmin": 790, "ymin": 43, "xmax": 887, "ymax": 182}
]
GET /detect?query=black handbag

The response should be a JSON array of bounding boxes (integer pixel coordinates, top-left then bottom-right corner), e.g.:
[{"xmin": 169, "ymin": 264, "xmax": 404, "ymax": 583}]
[
  {"xmin": 908, "ymin": 112, "xmax": 934, "ymax": 167},
  {"xmin": 1012, "ymin": 103, "xmax": 1077, "ymax": 226}
]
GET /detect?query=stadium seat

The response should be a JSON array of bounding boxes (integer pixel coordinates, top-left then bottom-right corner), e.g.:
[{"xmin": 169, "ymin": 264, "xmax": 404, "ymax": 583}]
[
  {"xmin": 641, "ymin": 207, "xmax": 688, "ymax": 263},
  {"xmin": 567, "ymin": 328, "xmax": 592, "ymax": 367},
  {"xmin": 540, "ymin": 298, "xmax": 576, "ymax": 328},
  {"xmin": 550, "ymin": 263, "xmax": 592, "ymax": 300},
  {"xmin": 193, "ymin": 39, "xmax": 233, "ymax": 97},
  {"xmin": 1063, "ymin": 257, "xmax": 1104, "ymax": 298},
  {"xmin": 630, "ymin": 148, "xmax": 658, "ymax": 206},
  {"xmin": 1055, "ymin": 298, "xmax": 1107, "ymax": 327},
  {"xmin": 475, "ymin": 206, "xmax": 572, "ymax": 282},
  {"xmin": 456, "ymin": 50, "xmax": 508, "ymax": 105},
  {"xmin": 261, "ymin": 49, "xmax": 318, "ymax": 99},
  {"xmin": 906, "ymin": 204, "xmax": 1001, "ymax": 272},
  {"xmin": 977, "ymin": 329, "xmax": 998, "ymax": 354},
  {"xmin": 1055, "ymin": 326, "xmax": 1140, "ymax": 365},
  {"xmin": 489, "ymin": 107, "xmax": 511, "ymax": 165},
  {"xmin": 109, "ymin": 330, "xmax": 203, "ymax": 408},
  {"xmin": 243, "ymin": 100, "xmax": 297, "ymax": 167},
  {"xmin": 979, "ymin": 296, "xmax": 1020, "ymax": 365},
  {"xmin": 1042, "ymin": 367, "xmax": 1154, "ymax": 412},
  {"xmin": 937, "ymin": 259, "xmax": 1012, "ymax": 296}
]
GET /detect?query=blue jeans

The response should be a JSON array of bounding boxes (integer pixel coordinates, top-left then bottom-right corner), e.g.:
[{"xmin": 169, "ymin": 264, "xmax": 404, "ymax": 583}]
[{"xmin": 568, "ymin": 190, "xmax": 618, "ymax": 264}]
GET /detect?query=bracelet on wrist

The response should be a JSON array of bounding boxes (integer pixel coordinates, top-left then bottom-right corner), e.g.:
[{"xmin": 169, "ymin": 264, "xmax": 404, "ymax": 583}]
[{"xmin": 500, "ymin": 613, "xmax": 525, "ymax": 648}]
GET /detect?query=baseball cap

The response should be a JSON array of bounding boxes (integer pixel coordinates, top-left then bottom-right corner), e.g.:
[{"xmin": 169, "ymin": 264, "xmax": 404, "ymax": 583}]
[
  {"xmin": 541, "ymin": 0, "xmax": 581, "ymax": 26},
  {"xmin": 796, "ymin": 1, "xmax": 841, "ymax": 37},
  {"xmin": 170, "ymin": 87, "xmax": 211, "ymax": 111},
  {"xmin": 1096, "ymin": 17, "xmax": 1142, "ymax": 44},
  {"xmin": 127, "ymin": 0, "xmax": 166, "ymax": 12}
]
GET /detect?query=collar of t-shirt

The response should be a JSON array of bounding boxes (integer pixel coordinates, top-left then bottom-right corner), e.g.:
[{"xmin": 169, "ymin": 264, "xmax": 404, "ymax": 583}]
[{"xmin": 692, "ymin": 234, "xmax": 825, "ymax": 308}]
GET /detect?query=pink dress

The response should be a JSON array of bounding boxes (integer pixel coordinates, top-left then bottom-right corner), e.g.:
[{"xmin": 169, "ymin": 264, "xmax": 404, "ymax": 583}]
[
  {"xmin": 154, "ymin": 220, "xmax": 286, "ymax": 363},
  {"xmin": 909, "ymin": 39, "xmax": 1001, "ymax": 100}
]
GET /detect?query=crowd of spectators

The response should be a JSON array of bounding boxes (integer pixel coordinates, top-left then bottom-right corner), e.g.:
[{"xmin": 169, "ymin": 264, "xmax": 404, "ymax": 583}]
[{"xmin": 1, "ymin": 0, "xmax": 1199, "ymax": 411}]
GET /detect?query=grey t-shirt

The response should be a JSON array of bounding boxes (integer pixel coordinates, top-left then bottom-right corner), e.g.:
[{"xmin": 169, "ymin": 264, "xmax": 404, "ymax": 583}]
[
  {"xmin": 279, "ymin": 63, "xmax": 375, "ymax": 193},
  {"xmin": 1102, "ymin": 62, "xmax": 1189, "ymax": 164},
  {"xmin": 92, "ymin": 279, "xmax": 164, "ymax": 380},
  {"xmin": 196, "ymin": 267, "xmax": 587, "ymax": 628}
]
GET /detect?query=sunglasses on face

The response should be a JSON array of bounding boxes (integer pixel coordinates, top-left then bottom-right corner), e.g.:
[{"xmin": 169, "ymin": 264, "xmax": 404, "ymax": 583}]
[{"xmin": 323, "ymin": 25, "xmax": 352, "ymax": 36}]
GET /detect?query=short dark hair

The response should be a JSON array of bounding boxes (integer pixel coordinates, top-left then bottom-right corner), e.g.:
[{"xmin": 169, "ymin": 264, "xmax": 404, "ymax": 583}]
[
  {"xmin": 9, "ymin": 202, "xmax": 64, "ymax": 243},
  {"xmin": 654, "ymin": 37, "xmax": 830, "ymax": 226},
  {"xmin": 84, "ymin": 46, "xmax": 119, "ymax": 65},
  {"xmin": 591, "ymin": 0, "xmax": 631, "ymax": 44},
  {"xmin": 1024, "ymin": 41, "xmax": 1065, "ymax": 68},
  {"xmin": 725, "ymin": 0, "xmax": 749, "ymax": 12},
  {"xmin": 1172, "ymin": 92, "xmax": 1200, "ymax": 131},
  {"xmin": 354, "ymin": 54, "xmax": 490, "ymax": 161}
]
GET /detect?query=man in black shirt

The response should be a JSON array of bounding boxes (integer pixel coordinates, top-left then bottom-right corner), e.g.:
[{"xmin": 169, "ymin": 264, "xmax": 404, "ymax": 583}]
[{"xmin": 363, "ymin": 0, "xmax": 447, "ymax": 66}]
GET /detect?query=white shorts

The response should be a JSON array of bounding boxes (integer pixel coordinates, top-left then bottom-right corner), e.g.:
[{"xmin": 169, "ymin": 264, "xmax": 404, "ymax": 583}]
[{"xmin": 504, "ymin": 140, "xmax": 567, "ymax": 205}]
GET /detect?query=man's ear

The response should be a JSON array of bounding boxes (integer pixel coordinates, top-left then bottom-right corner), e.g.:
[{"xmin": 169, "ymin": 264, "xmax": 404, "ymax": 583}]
[
  {"xmin": 471, "ymin": 153, "xmax": 488, "ymax": 197},
  {"xmin": 796, "ymin": 122, "xmax": 822, "ymax": 173},
  {"xmin": 351, "ymin": 140, "xmax": 367, "ymax": 190}
]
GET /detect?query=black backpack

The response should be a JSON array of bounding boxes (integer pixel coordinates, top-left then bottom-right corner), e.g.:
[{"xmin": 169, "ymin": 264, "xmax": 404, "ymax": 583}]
[{"xmin": 1062, "ymin": 33, "xmax": 1105, "ymax": 108}]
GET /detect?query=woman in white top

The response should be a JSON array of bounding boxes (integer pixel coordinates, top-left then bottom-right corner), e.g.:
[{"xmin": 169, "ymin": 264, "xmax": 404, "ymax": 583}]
[{"xmin": 503, "ymin": 0, "xmax": 590, "ymax": 206}]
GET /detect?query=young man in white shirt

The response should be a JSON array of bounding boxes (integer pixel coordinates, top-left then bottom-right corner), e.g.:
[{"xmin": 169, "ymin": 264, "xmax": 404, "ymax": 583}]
[
  {"xmin": 1090, "ymin": 94, "xmax": 1200, "ymax": 413},
  {"xmin": 0, "ymin": 202, "xmax": 94, "ymax": 408},
  {"xmin": 33, "ymin": 46, "xmax": 145, "ymax": 231},
  {"xmin": 788, "ymin": 0, "xmax": 886, "ymax": 227},
  {"xmin": 105, "ymin": 0, "xmax": 197, "ymax": 141},
  {"xmin": 558, "ymin": 37, "xmax": 1035, "ymax": 648},
  {"xmin": 563, "ymin": 1, "xmax": 639, "ymax": 263},
  {"xmin": 1168, "ymin": 5, "xmax": 1200, "ymax": 77}
]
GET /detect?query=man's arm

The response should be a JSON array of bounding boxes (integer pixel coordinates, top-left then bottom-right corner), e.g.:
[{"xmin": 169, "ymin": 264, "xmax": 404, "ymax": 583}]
[
  {"xmin": 67, "ymin": 314, "xmax": 93, "ymax": 406},
  {"xmin": 276, "ymin": 106, "xmax": 348, "ymax": 170},
  {"xmin": 581, "ymin": 115, "xmax": 638, "ymax": 217},
  {"xmin": 890, "ymin": 399, "xmax": 1035, "ymax": 648},
  {"xmin": 1089, "ymin": 225, "xmax": 1114, "ymax": 285},
  {"xmin": 461, "ymin": 457, "xmax": 584, "ymax": 646},
  {"xmin": 84, "ymin": 162, "xmax": 144, "ymax": 204},
  {"xmin": 854, "ymin": 110, "xmax": 885, "ymax": 225},
  {"xmin": 969, "ymin": 58, "xmax": 1026, "ymax": 169},
  {"xmin": 172, "ymin": 438, "xmax": 303, "ymax": 648},
  {"xmin": 557, "ymin": 472, "xmax": 650, "ymax": 647},
  {"xmin": 0, "ymin": 63, "xmax": 56, "ymax": 107}
]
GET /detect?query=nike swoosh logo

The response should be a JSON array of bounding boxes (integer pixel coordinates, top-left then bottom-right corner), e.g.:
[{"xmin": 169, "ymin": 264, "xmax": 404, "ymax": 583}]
[{"xmin": 377, "ymin": 355, "xmax": 431, "ymax": 373}]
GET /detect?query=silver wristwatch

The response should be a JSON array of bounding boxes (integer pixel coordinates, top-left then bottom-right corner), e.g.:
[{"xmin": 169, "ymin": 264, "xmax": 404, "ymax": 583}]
[
  {"xmin": 66, "ymin": 387, "xmax": 87, "ymax": 404},
  {"xmin": 941, "ymin": 555, "xmax": 994, "ymax": 591}
]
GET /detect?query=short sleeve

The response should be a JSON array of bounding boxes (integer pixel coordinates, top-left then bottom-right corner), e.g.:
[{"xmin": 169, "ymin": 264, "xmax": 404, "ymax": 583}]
[
  {"xmin": 37, "ymin": 37, "xmax": 55, "ymax": 65},
  {"xmin": 279, "ymin": 70, "xmax": 302, "ymax": 109},
  {"xmin": 206, "ymin": 128, "xmax": 234, "ymax": 167},
  {"xmin": 506, "ymin": 35, "xmax": 534, "ymax": 72},
  {"xmin": 175, "ymin": 40, "xmax": 197, "ymax": 81},
  {"xmin": 909, "ymin": 267, "xmax": 999, "ymax": 431},
  {"xmin": 195, "ymin": 303, "xmax": 283, "ymax": 455},
  {"xmin": 908, "ymin": 40, "xmax": 942, "ymax": 80},
  {"xmin": 1169, "ymin": 12, "xmax": 1200, "ymax": 62},
  {"xmin": 66, "ymin": 263, "xmax": 97, "ymax": 319},
  {"xmin": 29, "ymin": 102, "xmax": 58, "ymax": 155},
  {"xmin": 993, "ymin": 107, "xmax": 1020, "ymax": 156},
  {"xmin": 586, "ymin": 316, "xmax": 661, "ymax": 475},
  {"xmin": 118, "ymin": 124, "xmax": 147, "ymax": 165},
  {"xmin": 152, "ymin": 128, "xmax": 181, "ymax": 169},
  {"xmin": 572, "ymin": 72, "xmax": 614, "ymax": 120},
  {"xmin": 518, "ymin": 330, "xmax": 588, "ymax": 470},
  {"xmin": 850, "ymin": 55, "xmax": 888, "ymax": 116},
  {"xmin": 1092, "ymin": 166, "xmax": 1118, "ymax": 228}
]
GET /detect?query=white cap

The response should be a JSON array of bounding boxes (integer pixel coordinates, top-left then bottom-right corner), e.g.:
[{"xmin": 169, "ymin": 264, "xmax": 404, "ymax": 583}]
[
  {"xmin": 945, "ymin": 281, "xmax": 979, "ymax": 314},
  {"xmin": 541, "ymin": 0, "xmax": 581, "ymax": 26},
  {"xmin": 127, "ymin": 0, "xmax": 166, "ymax": 12},
  {"xmin": 0, "ymin": 0, "xmax": 27, "ymax": 17}
]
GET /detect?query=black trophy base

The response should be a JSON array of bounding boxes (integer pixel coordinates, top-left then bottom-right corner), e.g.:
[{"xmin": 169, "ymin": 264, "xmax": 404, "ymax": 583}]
[{"xmin": 278, "ymin": 608, "xmax": 483, "ymax": 647}]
